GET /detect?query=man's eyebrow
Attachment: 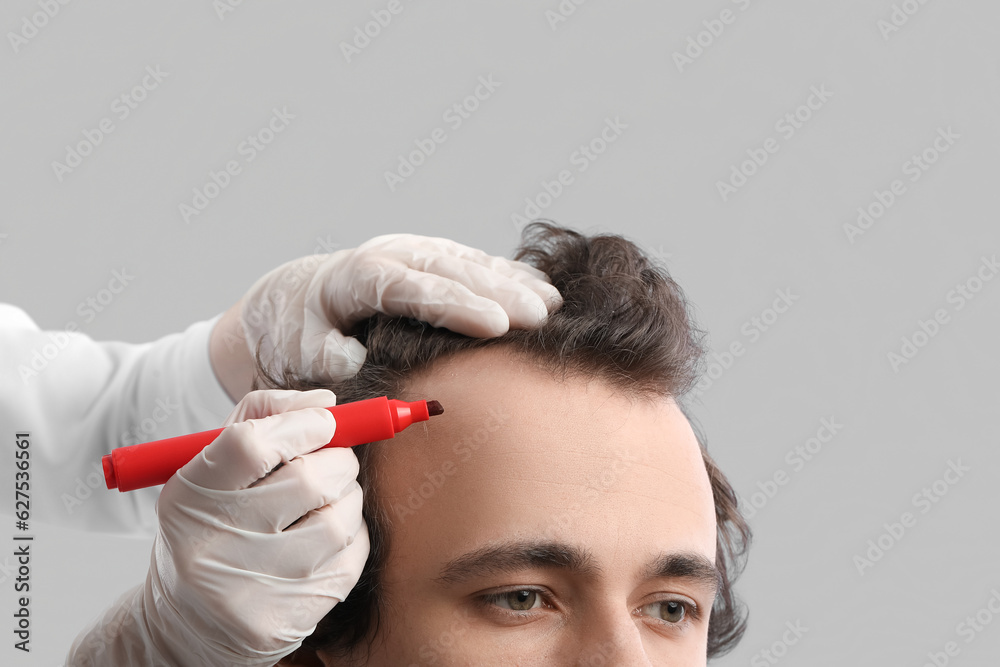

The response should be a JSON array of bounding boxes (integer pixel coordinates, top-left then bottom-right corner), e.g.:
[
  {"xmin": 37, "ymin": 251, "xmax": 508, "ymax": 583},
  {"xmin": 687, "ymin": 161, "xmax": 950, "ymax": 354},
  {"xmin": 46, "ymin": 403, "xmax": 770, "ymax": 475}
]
[
  {"xmin": 646, "ymin": 552, "xmax": 722, "ymax": 595},
  {"xmin": 435, "ymin": 541, "xmax": 599, "ymax": 585},
  {"xmin": 435, "ymin": 541, "xmax": 721, "ymax": 595}
]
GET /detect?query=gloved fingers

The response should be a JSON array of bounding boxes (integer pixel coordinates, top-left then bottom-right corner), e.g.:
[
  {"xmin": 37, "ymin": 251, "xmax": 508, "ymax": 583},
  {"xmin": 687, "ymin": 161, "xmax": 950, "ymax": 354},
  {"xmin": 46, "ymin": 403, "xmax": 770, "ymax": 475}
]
[
  {"xmin": 223, "ymin": 388, "xmax": 337, "ymax": 426},
  {"xmin": 310, "ymin": 518, "xmax": 371, "ymax": 602},
  {"xmin": 233, "ymin": 520, "xmax": 371, "ymax": 642},
  {"xmin": 402, "ymin": 255, "xmax": 559, "ymax": 330},
  {"xmin": 383, "ymin": 233, "xmax": 559, "ymax": 294},
  {"xmin": 180, "ymin": 407, "xmax": 336, "ymax": 491},
  {"xmin": 502, "ymin": 257, "xmax": 564, "ymax": 312},
  {"xmin": 357, "ymin": 233, "xmax": 546, "ymax": 280},
  {"xmin": 374, "ymin": 234, "xmax": 562, "ymax": 304},
  {"xmin": 377, "ymin": 268, "xmax": 512, "ymax": 337},
  {"xmin": 303, "ymin": 323, "xmax": 368, "ymax": 383},
  {"xmin": 233, "ymin": 448, "xmax": 362, "ymax": 533},
  {"xmin": 427, "ymin": 244, "xmax": 563, "ymax": 310},
  {"xmin": 281, "ymin": 481, "xmax": 367, "ymax": 563},
  {"xmin": 232, "ymin": 483, "xmax": 367, "ymax": 583},
  {"xmin": 333, "ymin": 234, "xmax": 563, "ymax": 331}
]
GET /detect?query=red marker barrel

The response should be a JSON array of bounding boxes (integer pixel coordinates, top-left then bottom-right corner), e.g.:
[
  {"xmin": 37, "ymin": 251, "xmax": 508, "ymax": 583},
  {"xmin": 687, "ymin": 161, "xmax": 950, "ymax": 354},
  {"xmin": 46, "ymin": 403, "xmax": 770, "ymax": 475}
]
[{"xmin": 102, "ymin": 396, "xmax": 442, "ymax": 492}]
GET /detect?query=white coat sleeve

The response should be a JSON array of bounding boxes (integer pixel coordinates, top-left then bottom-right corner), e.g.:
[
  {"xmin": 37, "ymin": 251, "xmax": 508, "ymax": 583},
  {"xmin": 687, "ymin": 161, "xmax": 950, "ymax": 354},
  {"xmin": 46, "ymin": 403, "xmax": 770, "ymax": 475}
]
[{"xmin": 0, "ymin": 304, "xmax": 237, "ymax": 535}]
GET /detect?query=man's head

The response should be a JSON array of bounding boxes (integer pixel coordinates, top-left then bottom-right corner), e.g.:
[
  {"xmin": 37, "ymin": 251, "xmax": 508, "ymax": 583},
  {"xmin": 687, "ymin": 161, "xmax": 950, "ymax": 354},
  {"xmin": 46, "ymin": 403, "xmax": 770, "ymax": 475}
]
[{"xmin": 270, "ymin": 222, "xmax": 751, "ymax": 664}]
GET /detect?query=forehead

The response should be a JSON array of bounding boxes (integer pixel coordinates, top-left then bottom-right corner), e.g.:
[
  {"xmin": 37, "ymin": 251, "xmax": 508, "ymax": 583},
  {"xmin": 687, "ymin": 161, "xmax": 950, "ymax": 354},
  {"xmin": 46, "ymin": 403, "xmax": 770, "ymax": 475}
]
[{"xmin": 374, "ymin": 347, "xmax": 717, "ymax": 564}]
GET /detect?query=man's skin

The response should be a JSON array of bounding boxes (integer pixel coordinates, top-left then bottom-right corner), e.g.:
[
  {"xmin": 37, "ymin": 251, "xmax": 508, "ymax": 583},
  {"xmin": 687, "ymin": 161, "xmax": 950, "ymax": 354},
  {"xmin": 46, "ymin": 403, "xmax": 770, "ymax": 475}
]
[{"xmin": 315, "ymin": 347, "xmax": 720, "ymax": 666}]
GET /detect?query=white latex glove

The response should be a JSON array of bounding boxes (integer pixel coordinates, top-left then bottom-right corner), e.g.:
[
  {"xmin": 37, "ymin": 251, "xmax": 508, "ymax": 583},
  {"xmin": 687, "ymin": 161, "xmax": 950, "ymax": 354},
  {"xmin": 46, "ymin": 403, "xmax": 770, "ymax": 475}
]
[
  {"xmin": 241, "ymin": 233, "xmax": 563, "ymax": 383},
  {"xmin": 66, "ymin": 389, "xmax": 369, "ymax": 667}
]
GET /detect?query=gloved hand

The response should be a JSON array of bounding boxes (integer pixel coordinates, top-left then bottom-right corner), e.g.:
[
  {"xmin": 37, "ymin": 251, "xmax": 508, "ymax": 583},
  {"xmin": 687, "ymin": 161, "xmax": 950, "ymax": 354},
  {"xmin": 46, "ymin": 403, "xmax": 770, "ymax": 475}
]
[
  {"xmin": 66, "ymin": 389, "xmax": 368, "ymax": 667},
  {"xmin": 239, "ymin": 233, "xmax": 563, "ymax": 383}
]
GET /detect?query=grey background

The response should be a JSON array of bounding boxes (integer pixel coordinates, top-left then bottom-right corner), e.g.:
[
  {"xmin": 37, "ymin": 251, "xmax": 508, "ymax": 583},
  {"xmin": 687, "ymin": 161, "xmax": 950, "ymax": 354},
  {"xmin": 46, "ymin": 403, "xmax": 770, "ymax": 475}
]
[{"xmin": 2, "ymin": 0, "xmax": 999, "ymax": 664}]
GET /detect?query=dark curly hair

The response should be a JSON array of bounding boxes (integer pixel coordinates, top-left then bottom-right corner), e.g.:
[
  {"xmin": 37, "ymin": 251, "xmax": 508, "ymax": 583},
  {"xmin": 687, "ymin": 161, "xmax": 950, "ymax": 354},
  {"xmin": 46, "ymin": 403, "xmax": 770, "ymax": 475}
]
[{"xmin": 265, "ymin": 221, "xmax": 751, "ymax": 663}]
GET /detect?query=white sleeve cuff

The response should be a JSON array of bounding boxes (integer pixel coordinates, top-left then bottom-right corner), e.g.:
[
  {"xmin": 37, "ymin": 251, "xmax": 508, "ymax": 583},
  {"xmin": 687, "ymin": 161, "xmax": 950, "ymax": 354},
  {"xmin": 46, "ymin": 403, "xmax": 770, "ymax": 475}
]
[{"xmin": 176, "ymin": 314, "xmax": 238, "ymax": 426}]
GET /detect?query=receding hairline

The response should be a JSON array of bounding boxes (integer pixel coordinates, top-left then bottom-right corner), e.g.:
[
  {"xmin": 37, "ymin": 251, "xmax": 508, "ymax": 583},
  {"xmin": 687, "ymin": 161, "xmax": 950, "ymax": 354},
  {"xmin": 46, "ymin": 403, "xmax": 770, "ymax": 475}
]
[{"xmin": 388, "ymin": 342, "xmax": 682, "ymax": 412}]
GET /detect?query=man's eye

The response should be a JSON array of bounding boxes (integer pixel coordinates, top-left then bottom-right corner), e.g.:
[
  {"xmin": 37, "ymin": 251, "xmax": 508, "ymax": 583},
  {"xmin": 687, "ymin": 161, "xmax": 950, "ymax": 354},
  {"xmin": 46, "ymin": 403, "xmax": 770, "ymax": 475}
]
[
  {"xmin": 641, "ymin": 599, "xmax": 691, "ymax": 624},
  {"xmin": 486, "ymin": 589, "xmax": 543, "ymax": 611}
]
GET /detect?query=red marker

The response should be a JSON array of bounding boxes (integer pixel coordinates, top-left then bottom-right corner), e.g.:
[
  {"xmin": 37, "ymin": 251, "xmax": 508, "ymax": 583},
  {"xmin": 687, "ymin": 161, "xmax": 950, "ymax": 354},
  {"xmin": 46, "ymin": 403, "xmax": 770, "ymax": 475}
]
[{"xmin": 102, "ymin": 396, "xmax": 444, "ymax": 492}]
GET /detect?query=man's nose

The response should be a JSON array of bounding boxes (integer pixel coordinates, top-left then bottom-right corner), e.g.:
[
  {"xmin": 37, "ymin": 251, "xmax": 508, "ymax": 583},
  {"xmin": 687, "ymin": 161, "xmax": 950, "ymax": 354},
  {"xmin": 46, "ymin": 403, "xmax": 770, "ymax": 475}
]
[{"xmin": 570, "ymin": 611, "xmax": 653, "ymax": 667}]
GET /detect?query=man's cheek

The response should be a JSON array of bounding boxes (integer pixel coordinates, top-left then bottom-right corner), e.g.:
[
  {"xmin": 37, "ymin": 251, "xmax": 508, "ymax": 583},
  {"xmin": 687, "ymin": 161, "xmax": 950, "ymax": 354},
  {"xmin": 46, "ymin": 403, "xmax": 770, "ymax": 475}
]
[{"xmin": 410, "ymin": 605, "xmax": 475, "ymax": 664}]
